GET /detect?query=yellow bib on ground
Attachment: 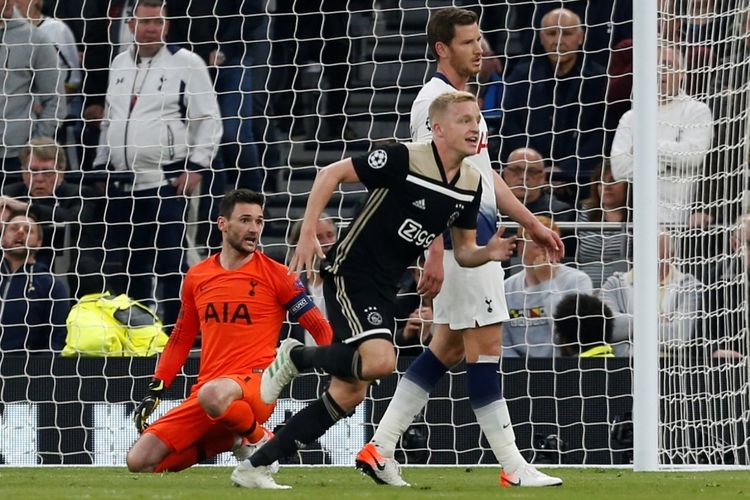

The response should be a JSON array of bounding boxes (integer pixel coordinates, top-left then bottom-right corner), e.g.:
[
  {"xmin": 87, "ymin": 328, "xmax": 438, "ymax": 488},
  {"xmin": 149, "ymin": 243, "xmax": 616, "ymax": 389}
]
[{"xmin": 63, "ymin": 293, "xmax": 169, "ymax": 357}]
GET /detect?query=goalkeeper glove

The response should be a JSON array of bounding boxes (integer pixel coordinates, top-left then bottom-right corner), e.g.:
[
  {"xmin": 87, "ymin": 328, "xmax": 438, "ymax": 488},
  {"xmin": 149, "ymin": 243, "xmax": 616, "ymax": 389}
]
[{"xmin": 134, "ymin": 378, "xmax": 164, "ymax": 434}]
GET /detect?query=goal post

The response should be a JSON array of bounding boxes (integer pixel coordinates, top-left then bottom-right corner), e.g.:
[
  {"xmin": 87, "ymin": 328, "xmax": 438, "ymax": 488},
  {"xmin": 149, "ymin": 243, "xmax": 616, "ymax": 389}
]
[
  {"xmin": 1, "ymin": 0, "xmax": 749, "ymax": 470},
  {"xmin": 632, "ymin": 0, "xmax": 660, "ymax": 472}
]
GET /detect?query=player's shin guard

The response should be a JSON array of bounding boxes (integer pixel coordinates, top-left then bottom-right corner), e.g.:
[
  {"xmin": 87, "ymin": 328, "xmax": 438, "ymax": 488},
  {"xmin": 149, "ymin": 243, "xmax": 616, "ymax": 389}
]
[
  {"xmin": 250, "ymin": 391, "xmax": 350, "ymax": 467},
  {"xmin": 371, "ymin": 349, "xmax": 447, "ymax": 458},
  {"xmin": 290, "ymin": 343, "xmax": 362, "ymax": 379},
  {"xmin": 467, "ymin": 357, "xmax": 526, "ymax": 473},
  {"xmin": 210, "ymin": 399, "xmax": 265, "ymax": 443}
]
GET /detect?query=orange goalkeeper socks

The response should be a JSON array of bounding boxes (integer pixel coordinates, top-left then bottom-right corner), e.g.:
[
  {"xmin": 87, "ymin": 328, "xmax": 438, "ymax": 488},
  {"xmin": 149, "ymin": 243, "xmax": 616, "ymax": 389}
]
[{"xmin": 210, "ymin": 399, "xmax": 266, "ymax": 443}]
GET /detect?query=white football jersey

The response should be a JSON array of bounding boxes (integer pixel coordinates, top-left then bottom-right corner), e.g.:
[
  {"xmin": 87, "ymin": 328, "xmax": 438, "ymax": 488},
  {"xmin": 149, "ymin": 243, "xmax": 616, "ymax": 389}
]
[{"xmin": 410, "ymin": 74, "xmax": 498, "ymax": 245}]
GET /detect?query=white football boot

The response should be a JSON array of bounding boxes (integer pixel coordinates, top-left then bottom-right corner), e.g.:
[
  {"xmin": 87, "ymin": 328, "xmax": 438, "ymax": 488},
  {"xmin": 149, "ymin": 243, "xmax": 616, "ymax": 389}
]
[
  {"xmin": 261, "ymin": 338, "xmax": 303, "ymax": 404},
  {"xmin": 231, "ymin": 459, "xmax": 290, "ymax": 490},
  {"xmin": 499, "ymin": 464, "xmax": 563, "ymax": 487},
  {"xmin": 355, "ymin": 442, "xmax": 410, "ymax": 487}
]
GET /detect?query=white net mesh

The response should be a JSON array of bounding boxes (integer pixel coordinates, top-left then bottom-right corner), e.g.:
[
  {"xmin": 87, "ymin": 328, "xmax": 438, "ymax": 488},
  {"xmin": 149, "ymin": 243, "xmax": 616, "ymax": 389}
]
[{"xmin": 0, "ymin": 0, "xmax": 748, "ymax": 468}]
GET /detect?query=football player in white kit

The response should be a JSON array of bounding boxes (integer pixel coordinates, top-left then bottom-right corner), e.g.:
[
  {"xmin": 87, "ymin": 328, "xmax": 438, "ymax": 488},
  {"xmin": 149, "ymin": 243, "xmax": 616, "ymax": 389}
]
[{"xmin": 355, "ymin": 7, "xmax": 564, "ymax": 488}]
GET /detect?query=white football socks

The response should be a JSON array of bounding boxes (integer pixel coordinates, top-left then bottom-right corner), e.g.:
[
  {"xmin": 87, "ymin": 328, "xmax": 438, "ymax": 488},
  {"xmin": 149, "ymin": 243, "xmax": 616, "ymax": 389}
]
[
  {"xmin": 473, "ymin": 399, "xmax": 527, "ymax": 472},
  {"xmin": 371, "ymin": 377, "xmax": 430, "ymax": 458}
]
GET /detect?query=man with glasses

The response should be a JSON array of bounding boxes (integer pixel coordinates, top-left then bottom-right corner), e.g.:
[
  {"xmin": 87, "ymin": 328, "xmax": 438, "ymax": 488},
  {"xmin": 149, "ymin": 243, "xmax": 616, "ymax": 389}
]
[
  {"xmin": 502, "ymin": 147, "xmax": 574, "ymax": 222},
  {"xmin": 2, "ymin": 137, "xmax": 98, "ymax": 294}
]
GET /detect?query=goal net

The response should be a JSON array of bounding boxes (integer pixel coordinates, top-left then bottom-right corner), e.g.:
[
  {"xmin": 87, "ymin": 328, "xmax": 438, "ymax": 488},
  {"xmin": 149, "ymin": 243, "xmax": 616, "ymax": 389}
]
[{"xmin": 1, "ymin": 0, "xmax": 748, "ymax": 469}]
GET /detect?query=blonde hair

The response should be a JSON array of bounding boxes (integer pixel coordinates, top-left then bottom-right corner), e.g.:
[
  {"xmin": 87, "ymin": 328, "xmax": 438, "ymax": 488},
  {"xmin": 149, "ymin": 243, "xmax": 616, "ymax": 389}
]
[
  {"xmin": 288, "ymin": 212, "xmax": 335, "ymax": 246},
  {"xmin": 519, "ymin": 215, "xmax": 560, "ymax": 240},
  {"xmin": 428, "ymin": 91, "xmax": 477, "ymax": 125}
]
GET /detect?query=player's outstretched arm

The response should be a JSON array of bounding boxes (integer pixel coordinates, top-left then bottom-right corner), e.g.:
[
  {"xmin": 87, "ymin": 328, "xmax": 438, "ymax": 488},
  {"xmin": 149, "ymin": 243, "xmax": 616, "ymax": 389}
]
[
  {"xmin": 290, "ymin": 158, "xmax": 361, "ymax": 279},
  {"xmin": 491, "ymin": 170, "xmax": 563, "ymax": 262},
  {"xmin": 451, "ymin": 226, "xmax": 516, "ymax": 268}
]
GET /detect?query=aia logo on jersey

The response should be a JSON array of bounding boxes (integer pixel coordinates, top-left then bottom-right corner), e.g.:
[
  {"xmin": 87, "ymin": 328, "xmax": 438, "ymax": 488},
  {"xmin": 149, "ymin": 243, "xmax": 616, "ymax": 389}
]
[
  {"xmin": 367, "ymin": 149, "xmax": 388, "ymax": 169},
  {"xmin": 204, "ymin": 302, "xmax": 252, "ymax": 324}
]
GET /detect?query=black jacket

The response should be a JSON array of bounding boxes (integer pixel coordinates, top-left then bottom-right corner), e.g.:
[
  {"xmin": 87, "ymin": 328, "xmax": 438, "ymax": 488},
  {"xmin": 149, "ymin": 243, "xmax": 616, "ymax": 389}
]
[{"xmin": 0, "ymin": 258, "xmax": 70, "ymax": 352}]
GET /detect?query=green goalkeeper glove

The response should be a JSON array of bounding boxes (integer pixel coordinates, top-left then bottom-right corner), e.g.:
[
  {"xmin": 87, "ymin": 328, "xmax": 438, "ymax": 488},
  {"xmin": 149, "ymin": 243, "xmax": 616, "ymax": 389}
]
[{"xmin": 134, "ymin": 378, "xmax": 165, "ymax": 434}]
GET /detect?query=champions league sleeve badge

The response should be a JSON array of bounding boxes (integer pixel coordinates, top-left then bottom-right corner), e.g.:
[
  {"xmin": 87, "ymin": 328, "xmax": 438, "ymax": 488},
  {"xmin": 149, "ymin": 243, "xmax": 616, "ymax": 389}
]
[{"xmin": 367, "ymin": 149, "xmax": 388, "ymax": 169}]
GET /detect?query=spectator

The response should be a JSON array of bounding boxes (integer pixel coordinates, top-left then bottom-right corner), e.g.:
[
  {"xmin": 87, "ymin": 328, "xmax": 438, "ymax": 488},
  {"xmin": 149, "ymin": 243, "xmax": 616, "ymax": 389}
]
[
  {"xmin": 575, "ymin": 160, "xmax": 632, "ymax": 288},
  {"xmin": 13, "ymin": 0, "xmax": 82, "ymax": 98},
  {"xmin": 500, "ymin": 8, "xmax": 607, "ymax": 191},
  {"xmin": 681, "ymin": 0, "xmax": 732, "ymax": 99},
  {"xmin": 478, "ymin": 38, "xmax": 503, "ymax": 122},
  {"xmin": 554, "ymin": 293, "xmax": 615, "ymax": 358},
  {"xmin": 501, "ymin": 147, "xmax": 574, "ymax": 222},
  {"xmin": 701, "ymin": 214, "xmax": 749, "ymax": 359},
  {"xmin": 54, "ymin": 0, "xmax": 114, "ymax": 171},
  {"xmin": 503, "ymin": 216, "xmax": 593, "ymax": 358},
  {"xmin": 287, "ymin": 212, "xmax": 337, "ymax": 345},
  {"xmin": 708, "ymin": 10, "xmax": 750, "ymax": 124},
  {"xmin": 92, "ymin": 0, "xmax": 222, "ymax": 331},
  {"xmin": 2, "ymin": 137, "xmax": 99, "ymax": 295},
  {"xmin": 477, "ymin": 38, "xmax": 503, "ymax": 162},
  {"xmin": 14, "ymin": 0, "xmax": 84, "ymax": 170},
  {"xmin": 610, "ymin": 45, "xmax": 713, "ymax": 227},
  {"xmin": 605, "ymin": 38, "xmax": 633, "ymax": 148},
  {"xmin": 507, "ymin": 1, "xmax": 632, "ymax": 71},
  {"xmin": 270, "ymin": 0, "xmax": 361, "ymax": 141},
  {"xmin": 600, "ymin": 231, "xmax": 703, "ymax": 356},
  {"xmin": 0, "ymin": 0, "xmax": 65, "ymax": 184},
  {"xmin": 0, "ymin": 211, "xmax": 70, "ymax": 353},
  {"xmin": 656, "ymin": 0, "xmax": 723, "ymax": 98},
  {"xmin": 165, "ymin": 0, "xmax": 278, "ymax": 249},
  {"xmin": 166, "ymin": 0, "xmax": 266, "ymax": 192},
  {"xmin": 393, "ymin": 264, "xmax": 434, "ymax": 356},
  {"xmin": 658, "ymin": 0, "xmax": 683, "ymax": 44},
  {"xmin": 704, "ymin": 10, "xmax": 750, "ymax": 225}
]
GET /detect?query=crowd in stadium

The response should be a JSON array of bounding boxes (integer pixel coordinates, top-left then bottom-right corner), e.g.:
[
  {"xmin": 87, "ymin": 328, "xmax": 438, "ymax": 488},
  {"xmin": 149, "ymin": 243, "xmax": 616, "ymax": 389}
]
[{"xmin": 0, "ymin": 0, "xmax": 747, "ymax": 363}]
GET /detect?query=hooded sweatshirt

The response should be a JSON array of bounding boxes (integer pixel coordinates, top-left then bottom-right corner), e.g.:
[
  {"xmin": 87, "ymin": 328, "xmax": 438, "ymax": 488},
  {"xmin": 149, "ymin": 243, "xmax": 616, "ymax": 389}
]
[{"xmin": 0, "ymin": 10, "xmax": 66, "ymax": 162}]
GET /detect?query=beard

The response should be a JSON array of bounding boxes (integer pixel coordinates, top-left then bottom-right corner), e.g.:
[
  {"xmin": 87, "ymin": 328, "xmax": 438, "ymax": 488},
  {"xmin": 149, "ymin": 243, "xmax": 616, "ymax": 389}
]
[
  {"xmin": 227, "ymin": 236, "xmax": 255, "ymax": 257},
  {"xmin": 3, "ymin": 246, "xmax": 31, "ymax": 260}
]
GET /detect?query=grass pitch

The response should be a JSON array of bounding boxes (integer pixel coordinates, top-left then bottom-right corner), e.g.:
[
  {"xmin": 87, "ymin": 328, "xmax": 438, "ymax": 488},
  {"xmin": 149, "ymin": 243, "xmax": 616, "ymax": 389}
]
[{"xmin": 1, "ymin": 466, "xmax": 749, "ymax": 499}]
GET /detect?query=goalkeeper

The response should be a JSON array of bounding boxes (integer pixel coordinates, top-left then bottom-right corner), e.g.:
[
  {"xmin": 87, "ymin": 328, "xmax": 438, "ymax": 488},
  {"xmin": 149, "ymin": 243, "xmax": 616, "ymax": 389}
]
[
  {"xmin": 126, "ymin": 189, "xmax": 332, "ymax": 475},
  {"xmin": 356, "ymin": 8, "xmax": 563, "ymax": 488}
]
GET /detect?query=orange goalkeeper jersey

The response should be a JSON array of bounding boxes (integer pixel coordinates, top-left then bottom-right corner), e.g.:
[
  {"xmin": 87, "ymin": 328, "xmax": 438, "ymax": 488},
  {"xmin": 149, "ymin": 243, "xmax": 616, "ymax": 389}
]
[{"xmin": 155, "ymin": 251, "xmax": 331, "ymax": 388}]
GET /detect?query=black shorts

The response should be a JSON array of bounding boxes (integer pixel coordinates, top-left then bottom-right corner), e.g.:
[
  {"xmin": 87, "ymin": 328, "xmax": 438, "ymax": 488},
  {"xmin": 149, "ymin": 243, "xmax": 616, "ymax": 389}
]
[{"xmin": 323, "ymin": 273, "xmax": 395, "ymax": 345}]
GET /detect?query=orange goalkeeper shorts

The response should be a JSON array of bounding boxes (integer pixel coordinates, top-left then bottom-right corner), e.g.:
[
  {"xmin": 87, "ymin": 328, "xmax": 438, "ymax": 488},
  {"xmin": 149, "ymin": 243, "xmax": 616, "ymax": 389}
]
[{"xmin": 145, "ymin": 372, "xmax": 275, "ymax": 453}]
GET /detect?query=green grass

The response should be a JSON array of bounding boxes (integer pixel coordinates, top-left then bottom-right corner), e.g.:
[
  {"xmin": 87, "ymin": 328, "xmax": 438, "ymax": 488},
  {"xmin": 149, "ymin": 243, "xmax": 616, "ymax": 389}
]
[{"xmin": 1, "ymin": 467, "xmax": 749, "ymax": 499}]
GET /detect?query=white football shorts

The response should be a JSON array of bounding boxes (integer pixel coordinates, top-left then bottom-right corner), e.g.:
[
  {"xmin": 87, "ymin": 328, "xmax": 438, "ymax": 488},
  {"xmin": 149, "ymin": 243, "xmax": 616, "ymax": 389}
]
[{"xmin": 432, "ymin": 250, "xmax": 509, "ymax": 330}]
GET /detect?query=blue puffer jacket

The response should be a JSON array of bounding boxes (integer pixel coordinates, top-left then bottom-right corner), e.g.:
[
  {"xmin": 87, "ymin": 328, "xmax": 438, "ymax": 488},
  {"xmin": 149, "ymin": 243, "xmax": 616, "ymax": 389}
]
[{"xmin": 0, "ymin": 258, "xmax": 71, "ymax": 353}]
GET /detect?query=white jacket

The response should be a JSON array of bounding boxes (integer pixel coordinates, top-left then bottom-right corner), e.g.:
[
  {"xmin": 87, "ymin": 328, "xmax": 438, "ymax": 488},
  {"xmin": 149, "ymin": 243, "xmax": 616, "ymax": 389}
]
[
  {"xmin": 94, "ymin": 44, "xmax": 222, "ymax": 191},
  {"xmin": 610, "ymin": 92, "xmax": 713, "ymax": 224},
  {"xmin": 600, "ymin": 267, "xmax": 703, "ymax": 356}
]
